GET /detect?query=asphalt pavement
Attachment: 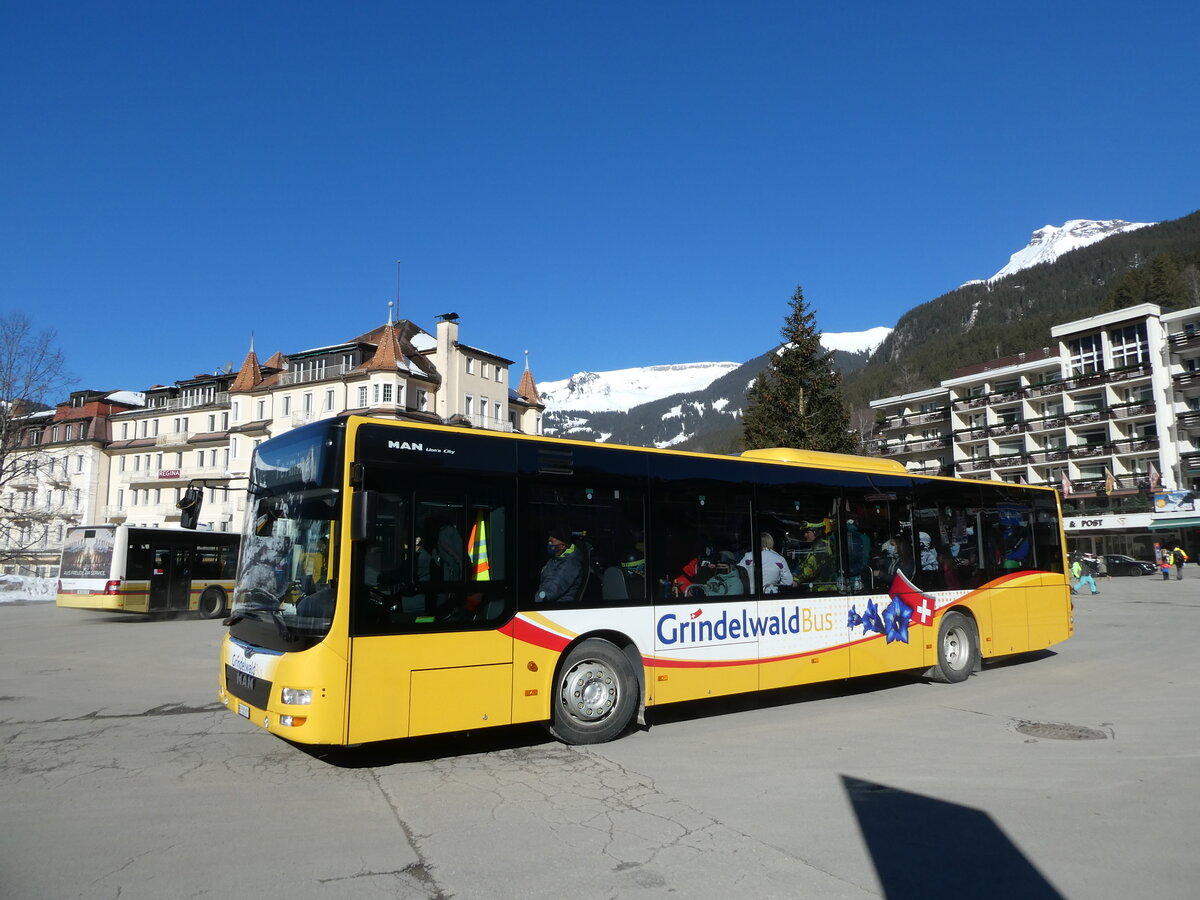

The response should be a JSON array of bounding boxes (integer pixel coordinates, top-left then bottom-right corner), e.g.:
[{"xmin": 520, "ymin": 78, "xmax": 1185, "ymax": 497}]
[{"xmin": 1, "ymin": 573, "xmax": 1197, "ymax": 899}]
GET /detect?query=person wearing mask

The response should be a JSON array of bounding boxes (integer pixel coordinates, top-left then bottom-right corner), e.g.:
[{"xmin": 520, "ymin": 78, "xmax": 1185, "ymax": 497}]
[{"xmin": 535, "ymin": 527, "xmax": 586, "ymax": 603}]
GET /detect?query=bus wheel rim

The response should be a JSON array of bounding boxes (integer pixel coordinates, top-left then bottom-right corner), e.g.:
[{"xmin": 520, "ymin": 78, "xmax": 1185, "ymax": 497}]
[
  {"xmin": 560, "ymin": 659, "xmax": 619, "ymax": 724},
  {"xmin": 944, "ymin": 626, "xmax": 968, "ymax": 670}
]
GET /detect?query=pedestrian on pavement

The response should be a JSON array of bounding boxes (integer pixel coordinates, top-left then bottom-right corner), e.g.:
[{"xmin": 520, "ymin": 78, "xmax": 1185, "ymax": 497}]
[
  {"xmin": 1172, "ymin": 546, "xmax": 1188, "ymax": 580},
  {"xmin": 1162, "ymin": 558, "xmax": 1172, "ymax": 581},
  {"xmin": 1071, "ymin": 554, "xmax": 1098, "ymax": 595},
  {"xmin": 1096, "ymin": 554, "xmax": 1110, "ymax": 582}
]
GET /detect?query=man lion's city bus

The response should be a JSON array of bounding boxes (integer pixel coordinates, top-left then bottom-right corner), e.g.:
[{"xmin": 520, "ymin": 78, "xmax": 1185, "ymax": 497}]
[
  {"xmin": 219, "ymin": 416, "xmax": 1072, "ymax": 746},
  {"xmin": 57, "ymin": 524, "xmax": 239, "ymax": 619}
]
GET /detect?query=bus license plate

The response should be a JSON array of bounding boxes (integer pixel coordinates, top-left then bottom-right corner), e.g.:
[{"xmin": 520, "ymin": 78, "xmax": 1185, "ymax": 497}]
[{"xmin": 238, "ymin": 703, "xmax": 250, "ymax": 719}]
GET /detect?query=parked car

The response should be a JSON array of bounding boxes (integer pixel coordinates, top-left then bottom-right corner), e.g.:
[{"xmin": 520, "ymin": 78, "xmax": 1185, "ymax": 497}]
[{"xmin": 1103, "ymin": 554, "xmax": 1158, "ymax": 576}]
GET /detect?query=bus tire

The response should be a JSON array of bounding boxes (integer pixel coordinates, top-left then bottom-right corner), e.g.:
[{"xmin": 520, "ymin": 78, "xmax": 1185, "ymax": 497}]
[
  {"xmin": 198, "ymin": 588, "xmax": 226, "ymax": 620},
  {"xmin": 549, "ymin": 639, "xmax": 638, "ymax": 745},
  {"xmin": 930, "ymin": 611, "xmax": 976, "ymax": 684}
]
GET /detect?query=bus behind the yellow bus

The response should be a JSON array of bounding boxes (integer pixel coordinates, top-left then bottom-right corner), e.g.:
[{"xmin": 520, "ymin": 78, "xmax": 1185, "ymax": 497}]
[
  {"xmin": 218, "ymin": 416, "xmax": 1072, "ymax": 746},
  {"xmin": 57, "ymin": 524, "xmax": 238, "ymax": 618}
]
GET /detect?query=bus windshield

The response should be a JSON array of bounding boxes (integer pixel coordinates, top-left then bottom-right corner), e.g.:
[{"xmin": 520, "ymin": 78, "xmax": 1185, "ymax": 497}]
[{"xmin": 230, "ymin": 422, "xmax": 343, "ymax": 651}]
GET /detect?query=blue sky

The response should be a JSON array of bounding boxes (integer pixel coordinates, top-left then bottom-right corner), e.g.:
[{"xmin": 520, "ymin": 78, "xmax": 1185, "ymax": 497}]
[{"xmin": 2, "ymin": 1, "xmax": 1197, "ymax": 396}]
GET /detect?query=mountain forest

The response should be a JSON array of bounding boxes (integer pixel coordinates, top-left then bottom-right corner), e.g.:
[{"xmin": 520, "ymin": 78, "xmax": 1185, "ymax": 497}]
[{"xmin": 543, "ymin": 209, "xmax": 1200, "ymax": 455}]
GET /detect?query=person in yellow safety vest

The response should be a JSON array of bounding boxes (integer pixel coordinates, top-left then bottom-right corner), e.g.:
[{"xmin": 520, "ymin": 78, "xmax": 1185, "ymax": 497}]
[{"xmin": 1172, "ymin": 546, "xmax": 1188, "ymax": 580}]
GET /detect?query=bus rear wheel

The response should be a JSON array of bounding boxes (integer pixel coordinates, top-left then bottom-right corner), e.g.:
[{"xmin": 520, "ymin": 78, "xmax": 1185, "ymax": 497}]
[
  {"xmin": 930, "ymin": 611, "xmax": 976, "ymax": 684},
  {"xmin": 550, "ymin": 639, "xmax": 637, "ymax": 745},
  {"xmin": 198, "ymin": 588, "xmax": 226, "ymax": 620}
]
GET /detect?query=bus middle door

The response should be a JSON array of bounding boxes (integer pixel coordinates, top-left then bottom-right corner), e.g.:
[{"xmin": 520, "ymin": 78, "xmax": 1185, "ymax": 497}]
[{"xmin": 148, "ymin": 545, "xmax": 191, "ymax": 612}]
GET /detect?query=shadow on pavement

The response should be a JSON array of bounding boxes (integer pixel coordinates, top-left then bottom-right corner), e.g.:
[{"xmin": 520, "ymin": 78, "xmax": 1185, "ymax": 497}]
[{"xmin": 842, "ymin": 774, "xmax": 1064, "ymax": 899}]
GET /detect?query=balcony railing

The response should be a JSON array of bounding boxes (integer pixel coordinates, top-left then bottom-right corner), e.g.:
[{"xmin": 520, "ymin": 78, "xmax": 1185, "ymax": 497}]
[
  {"xmin": 153, "ymin": 392, "xmax": 230, "ymax": 411},
  {"xmin": 1110, "ymin": 438, "xmax": 1158, "ymax": 455},
  {"xmin": 1110, "ymin": 402, "xmax": 1155, "ymax": 420},
  {"xmin": 1168, "ymin": 330, "xmax": 1200, "ymax": 351},
  {"xmin": 1065, "ymin": 410, "xmax": 1106, "ymax": 426},
  {"xmin": 1027, "ymin": 415, "xmax": 1066, "ymax": 432},
  {"xmin": 1176, "ymin": 410, "xmax": 1200, "ymax": 431},
  {"xmin": 1068, "ymin": 444, "xmax": 1109, "ymax": 459},
  {"xmin": 155, "ymin": 431, "xmax": 192, "ymax": 446},
  {"xmin": 986, "ymin": 390, "xmax": 1022, "ymax": 406},
  {"xmin": 1173, "ymin": 371, "xmax": 1200, "ymax": 391},
  {"xmin": 278, "ymin": 363, "xmax": 353, "ymax": 386}
]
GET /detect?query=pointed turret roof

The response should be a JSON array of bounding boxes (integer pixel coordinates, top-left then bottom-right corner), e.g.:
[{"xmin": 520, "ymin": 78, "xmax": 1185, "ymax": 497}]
[
  {"xmin": 230, "ymin": 339, "xmax": 264, "ymax": 393},
  {"xmin": 516, "ymin": 350, "xmax": 541, "ymax": 405},
  {"xmin": 361, "ymin": 321, "xmax": 407, "ymax": 372}
]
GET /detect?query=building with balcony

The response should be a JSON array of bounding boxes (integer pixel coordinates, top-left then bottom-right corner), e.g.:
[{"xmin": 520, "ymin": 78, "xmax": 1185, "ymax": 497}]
[
  {"xmin": 2, "ymin": 390, "xmax": 144, "ymax": 576},
  {"xmin": 4, "ymin": 311, "xmax": 544, "ymax": 575},
  {"xmin": 869, "ymin": 303, "xmax": 1200, "ymax": 560}
]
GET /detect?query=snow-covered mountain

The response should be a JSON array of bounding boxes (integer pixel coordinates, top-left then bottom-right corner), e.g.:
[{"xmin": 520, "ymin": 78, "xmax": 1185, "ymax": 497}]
[
  {"xmin": 539, "ymin": 362, "xmax": 741, "ymax": 413},
  {"xmin": 539, "ymin": 329, "xmax": 892, "ymax": 414},
  {"xmin": 967, "ymin": 219, "xmax": 1154, "ymax": 286}
]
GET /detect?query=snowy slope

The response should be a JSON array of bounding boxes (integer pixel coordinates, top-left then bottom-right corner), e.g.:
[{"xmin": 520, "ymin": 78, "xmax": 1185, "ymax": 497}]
[
  {"xmin": 972, "ymin": 219, "xmax": 1154, "ymax": 285},
  {"xmin": 539, "ymin": 328, "xmax": 892, "ymax": 413},
  {"xmin": 539, "ymin": 362, "xmax": 741, "ymax": 413}
]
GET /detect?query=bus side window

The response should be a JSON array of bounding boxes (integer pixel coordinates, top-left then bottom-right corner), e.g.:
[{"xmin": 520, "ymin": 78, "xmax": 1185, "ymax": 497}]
[
  {"xmin": 520, "ymin": 479, "xmax": 645, "ymax": 607},
  {"xmin": 754, "ymin": 485, "xmax": 840, "ymax": 598},
  {"xmin": 650, "ymin": 481, "xmax": 751, "ymax": 601}
]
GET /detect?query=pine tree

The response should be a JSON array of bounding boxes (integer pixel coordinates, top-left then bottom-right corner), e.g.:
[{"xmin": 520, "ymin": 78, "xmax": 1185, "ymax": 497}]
[{"xmin": 742, "ymin": 285, "xmax": 856, "ymax": 453}]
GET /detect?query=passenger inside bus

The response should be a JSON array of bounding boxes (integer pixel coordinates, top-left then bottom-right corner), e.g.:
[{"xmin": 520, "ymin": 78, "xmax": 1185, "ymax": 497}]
[
  {"xmin": 534, "ymin": 527, "xmax": 587, "ymax": 603},
  {"xmin": 738, "ymin": 532, "xmax": 794, "ymax": 594}
]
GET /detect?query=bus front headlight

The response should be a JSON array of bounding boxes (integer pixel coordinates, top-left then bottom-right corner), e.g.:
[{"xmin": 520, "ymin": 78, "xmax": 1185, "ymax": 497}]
[{"xmin": 281, "ymin": 687, "xmax": 313, "ymax": 705}]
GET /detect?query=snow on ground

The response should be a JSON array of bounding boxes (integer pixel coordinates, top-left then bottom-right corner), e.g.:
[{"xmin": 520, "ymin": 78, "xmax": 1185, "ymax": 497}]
[
  {"xmin": 820, "ymin": 327, "xmax": 892, "ymax": 354},
  {"xmin": 0, "ymin": 575, "xmax": 56, "ymax": 603}
]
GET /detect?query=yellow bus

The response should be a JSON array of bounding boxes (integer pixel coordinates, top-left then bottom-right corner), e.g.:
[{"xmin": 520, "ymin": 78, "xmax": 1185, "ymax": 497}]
[
  {"xmin": 218, "ymin": 416, "xmax": 1072, "ymax": 745},
  {"xmin": 57, "ymin": 524, "xmax": 238, "ymax": 618}
]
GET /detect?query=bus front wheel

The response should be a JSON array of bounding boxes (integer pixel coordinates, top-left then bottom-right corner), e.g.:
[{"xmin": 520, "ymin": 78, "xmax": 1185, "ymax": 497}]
[
  {"xmin": 198, "ymin": 588, "xmax": 227, "ymax": 620},
  {"xmin": 550, "ymin": 639, "xmax": 637, "ymax": 745},
  {"xmin": 930, "ymin": 611, "xmax": 977, "ymax": 684}
]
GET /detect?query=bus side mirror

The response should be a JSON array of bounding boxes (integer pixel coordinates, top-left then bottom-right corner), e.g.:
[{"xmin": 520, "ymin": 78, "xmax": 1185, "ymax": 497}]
[
  {"xmin": 351, "ymin": 491, "xmax": 378, "ymax": 542},
  {"xmin": 178, "ymin": 487, "xmax": 203, "ymax": 530}
]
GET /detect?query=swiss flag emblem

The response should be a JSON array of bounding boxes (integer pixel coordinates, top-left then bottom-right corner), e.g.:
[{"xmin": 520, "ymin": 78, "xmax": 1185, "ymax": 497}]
[{"xmin": 889, "ymin": 571, "xmax": 935, "ymax": 627}]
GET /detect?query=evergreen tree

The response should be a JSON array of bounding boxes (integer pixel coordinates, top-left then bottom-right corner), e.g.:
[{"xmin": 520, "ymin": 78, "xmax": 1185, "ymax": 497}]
[{"xmin": 743, "ymin": 285, "xmax": 856, "ymax": 453}]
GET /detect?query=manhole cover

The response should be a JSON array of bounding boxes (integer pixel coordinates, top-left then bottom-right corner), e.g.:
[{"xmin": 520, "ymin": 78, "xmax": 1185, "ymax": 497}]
[{"xmin": 1015, "ymin": 721, "xmax": 1108, "ymax": 740}]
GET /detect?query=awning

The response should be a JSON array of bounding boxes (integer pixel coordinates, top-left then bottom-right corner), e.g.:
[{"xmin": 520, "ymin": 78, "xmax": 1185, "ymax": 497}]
[{"xmin": 1148, "ymin": 517, "xmax": 1200, "ymax": 530}]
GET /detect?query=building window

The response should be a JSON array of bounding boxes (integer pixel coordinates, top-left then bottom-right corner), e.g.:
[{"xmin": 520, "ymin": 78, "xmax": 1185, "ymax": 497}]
[
  {"xmin": 75, "ymin": 455, "xmax": 83, "ymax": 473},
  {"xmin": 496, "ymin": 366, "xmax": 504, "ymax": 384},
  {"xmin": 1110, "ymin": 323, "xmax": 1149, "ymax": 368},
  {"xmin": 282, "ymin": 396, "xmax": 291, "ymax": 416},
  {"xmin": 464, "ymin": 393, "xmax": 473, "ymax": 415},
  {"xmin": 51, "ymin": 425, "xmax": 59, "ymax": 441},
  {"xmin": 417, "ymin": 389, "xmax": 428, "ymax": 411},
  {"xmin": 302, "ymin": 393, "xmax": 313, "ymax": 414},
  {"xmin": 324, "ymin": 389, "xmax": 335, "ymax": 411},
  {"xmin": 465, "ymin": 358, "xmax": 475, "ymax": 375},
  {"xmin": 357, "ymin": 386, "xmax": 368, "ymax": 408},
  {"xmin": 372, "ymin": 383, "xmax": 379, "ymax": 405},
  {"xmin": 480, "ymin": 396, "xmax": 488, "ymax": 418},
  {"xmin": 382, "ymin": 384, "xmax": 393, "ymax": 404},
  {"xmin": 1068, "ymin": 333, "xmax": 1103, "ymax": 375},
  {"xmin": 122, "ymin": 423, "xmax": 129, "ymax": 439}
]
